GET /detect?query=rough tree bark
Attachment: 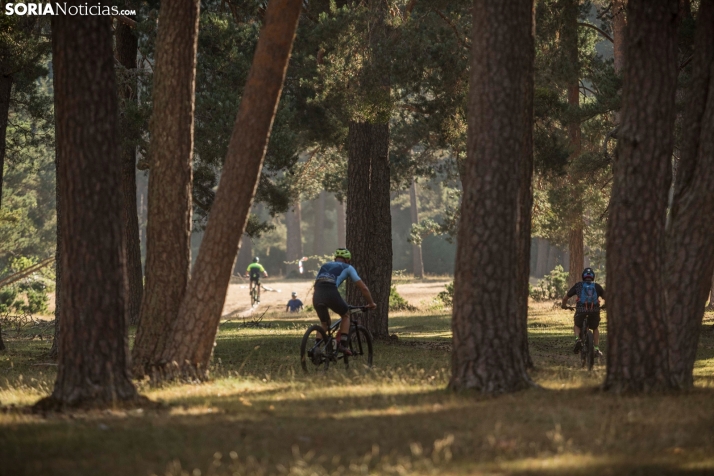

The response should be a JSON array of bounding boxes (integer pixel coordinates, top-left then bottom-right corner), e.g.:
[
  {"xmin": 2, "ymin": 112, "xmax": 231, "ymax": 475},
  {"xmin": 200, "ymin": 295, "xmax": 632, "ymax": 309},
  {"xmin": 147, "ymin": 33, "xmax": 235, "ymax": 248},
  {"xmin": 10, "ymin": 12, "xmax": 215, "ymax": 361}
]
[
  {"xmin": 286, "ymin": 202, "xmax": 303, "ymax": 275},
  {"xmin": 546, "ymin": 243, "xmax": 558, "ymax": 273},
  {"xmin": 613, "ymin": 0, "xmax": 627, "ymax": 74},
  {"xmin": 115, "ymin": 17, "xmax": 143, "ymax": 326},
  {"xmin": 535, "ymin": 238, "xmax": 548, "ymax": 278},
  {"xmin": 48, "ymin": 159, "xmax": 62, "ymax": 360},
  {"xmin": 337, "ymin": 199, "xmax": 346, "ymax": 248},
  {"xmin": 410, "ymin": 180, "xmax": 424, "ymax": 279},
  {"xmin": 665, "ymin": 0, "xmax": 714, "ymax": 388},
  {"xmin": 568, "ymin": 227, "xmax": 584, "ymax": 287},
  {"xmin": 234, "ymin": 233, "xmax": 252, "ymax": 275},
  {"xmin": 563, "ymin": 0, "xmax": 585, "ymax": 288},
  {"xmin": 132, "ymin": 0, "xmax": 201, "ymax": 377},
  {"xmin": 35, "ymin": 11, "xmax": 140, "ymax": 409},
  {"xmin": 517, "ymin": 53, "xmax": 536, "ymax": 370},
  {"xmin": 346, "ymin": 122, "xmax": 393, "ymax": 339},
  {"xmin": 603, "ymin": 0, "xmax": 680, "ymax": 393},
  {"xmin": 147, "ymin": 0, "xmax": 303, "ymax": 381},
  {"xmin": 313, "ymin": 191, "xmax": 326, "ymax": 256},
  {"xmin": 0, "ymin": 73, "xmax": 12, "ymax": 210},
  {"xmin": 449, "ymin": 0, "xmax": 535, "ymax": 393}
]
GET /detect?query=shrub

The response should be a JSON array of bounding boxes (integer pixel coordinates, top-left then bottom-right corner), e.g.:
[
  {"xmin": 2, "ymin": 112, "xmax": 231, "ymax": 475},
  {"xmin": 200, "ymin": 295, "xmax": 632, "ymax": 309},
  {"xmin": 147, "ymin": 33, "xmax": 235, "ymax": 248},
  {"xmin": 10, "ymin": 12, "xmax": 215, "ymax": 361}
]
[
  {"xmin": 435, "ymin": 281, "xmax": 454, "ymax": 308},
  {"xmin": 389, "ymin": 285, "xmax": 416, "ymax": 311},
  {"xmin": 529, "ymin": 265, "xmax": 569, "ymax": 301}
]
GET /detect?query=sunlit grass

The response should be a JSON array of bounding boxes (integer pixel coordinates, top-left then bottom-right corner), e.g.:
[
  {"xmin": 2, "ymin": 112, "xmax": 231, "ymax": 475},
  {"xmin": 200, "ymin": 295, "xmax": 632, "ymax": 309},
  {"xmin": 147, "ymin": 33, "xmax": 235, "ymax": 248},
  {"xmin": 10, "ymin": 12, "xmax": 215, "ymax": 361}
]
[{"xmin": 1, "ymin": 307, "xmax": 714, "ymax": 475}]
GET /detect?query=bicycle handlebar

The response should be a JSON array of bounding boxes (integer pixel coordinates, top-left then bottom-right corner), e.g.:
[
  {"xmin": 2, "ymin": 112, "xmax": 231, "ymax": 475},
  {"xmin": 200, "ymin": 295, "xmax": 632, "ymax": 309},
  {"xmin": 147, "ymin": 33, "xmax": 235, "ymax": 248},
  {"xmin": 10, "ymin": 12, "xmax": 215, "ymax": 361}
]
[{"xmin": 562, "ymin": 305, "xmax": 606, "ymax": 311}]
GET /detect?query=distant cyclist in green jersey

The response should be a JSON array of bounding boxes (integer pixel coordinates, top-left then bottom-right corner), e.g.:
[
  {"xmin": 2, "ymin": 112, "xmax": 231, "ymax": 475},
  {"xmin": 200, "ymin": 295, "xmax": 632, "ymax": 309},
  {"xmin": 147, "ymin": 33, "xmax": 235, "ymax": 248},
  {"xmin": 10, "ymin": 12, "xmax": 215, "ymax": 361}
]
[
  {"xmin": 313, "ymin": 248, "xmax": 376, "ymax": 356},
  {"xmin": 246, "ymin": 257, "xmax": 268, "ymax": 302}
]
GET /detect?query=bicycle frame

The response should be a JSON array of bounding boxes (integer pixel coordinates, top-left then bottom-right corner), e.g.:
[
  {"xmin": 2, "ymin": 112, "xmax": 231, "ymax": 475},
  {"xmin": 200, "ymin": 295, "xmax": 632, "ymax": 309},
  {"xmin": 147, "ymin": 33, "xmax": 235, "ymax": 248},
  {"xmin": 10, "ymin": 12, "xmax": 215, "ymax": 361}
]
[{"xmin": 310, "ymin": 307, "xmax": 368, "ymax": 363}]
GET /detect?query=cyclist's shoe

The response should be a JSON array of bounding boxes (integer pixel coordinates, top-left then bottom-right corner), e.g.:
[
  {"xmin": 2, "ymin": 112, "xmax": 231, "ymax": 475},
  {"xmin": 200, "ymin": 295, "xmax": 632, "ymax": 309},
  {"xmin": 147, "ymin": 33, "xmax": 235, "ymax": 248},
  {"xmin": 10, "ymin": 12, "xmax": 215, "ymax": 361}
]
[
  {"xmin": 337, "ymin": 343, "xmax": 353, "ymax": 356},
  {"xmin": 573, "ymin": 339, "xmax": 583, "ymax": 354},
  {"xmin": 594, "ymin": 348, "xmax": 603, "ymax": 357}
]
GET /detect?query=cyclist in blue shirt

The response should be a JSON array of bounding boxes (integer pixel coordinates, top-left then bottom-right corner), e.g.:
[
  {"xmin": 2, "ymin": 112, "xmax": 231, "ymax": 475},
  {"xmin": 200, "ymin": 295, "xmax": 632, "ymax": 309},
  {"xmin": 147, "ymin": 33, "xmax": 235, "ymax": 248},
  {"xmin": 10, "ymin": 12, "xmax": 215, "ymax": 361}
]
[
  {"xmin": 286, "ymin": 292, "xmax": 303, "ymax": 312},
  {"xmin": 561, "ymin": 267, "xmax": 606, "ymax": 357},
  {"xmin": 313, "ymin": 247, "xmax": 376, "ymax": 355}
]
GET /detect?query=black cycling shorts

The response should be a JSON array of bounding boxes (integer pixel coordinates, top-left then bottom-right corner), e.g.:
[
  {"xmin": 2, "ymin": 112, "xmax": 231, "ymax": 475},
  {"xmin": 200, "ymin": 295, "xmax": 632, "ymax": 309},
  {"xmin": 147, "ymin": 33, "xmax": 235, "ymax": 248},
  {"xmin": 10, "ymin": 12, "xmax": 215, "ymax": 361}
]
[
  {"xmin": 312, "ymin": 282, "xmax": 349, "ymax": 324},
  {"xmin": 574, "ymin": 311, "xmax": 600, "ymax": 330}
]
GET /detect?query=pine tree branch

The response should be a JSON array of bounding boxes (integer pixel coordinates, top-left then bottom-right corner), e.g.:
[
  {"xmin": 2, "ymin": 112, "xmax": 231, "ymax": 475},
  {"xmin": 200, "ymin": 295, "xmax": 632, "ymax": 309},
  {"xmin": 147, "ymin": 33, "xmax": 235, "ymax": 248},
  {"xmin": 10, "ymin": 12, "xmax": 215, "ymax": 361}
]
[
  {"xmin": 114, "ymin": 15, "xmax": 137, "ymax": 28},
  {"xmin": 578, "ymin": 22, "xmax": 614, "ymax": 43},
  {"xmin": 433, "ymin": 9, "xmax": 470, "ymax": 50}
]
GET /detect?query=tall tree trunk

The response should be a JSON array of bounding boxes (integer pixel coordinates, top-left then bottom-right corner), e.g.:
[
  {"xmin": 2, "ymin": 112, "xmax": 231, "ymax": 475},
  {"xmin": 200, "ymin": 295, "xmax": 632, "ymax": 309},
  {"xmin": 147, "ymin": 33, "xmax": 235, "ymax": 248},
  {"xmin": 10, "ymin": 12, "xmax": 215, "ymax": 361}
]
[
  {"xmin": 346, "ymin": 122, "xmax": 392, "ymax": 339},
  {"xmin": 285, "ymin": 202, "xmax": 303, "ymax": 275},
  {"xmin": 546, "ymin": 242, "xmax": 557, "ymax": 273},
  {"xmin": 313, "ymin": 191, "xmax": 326, "ymax": 256},
  {"xmin": 517, "ymin": 62, "xmax": 536, "ymax": 370},
  {"xmin": 665, "ymin": 0, "xmax": 714, "ymax": 388},
  {"xmin": 409, "ymin": 180, "xmax": 424, "ymax": 279},
  {"xmin": 132, "ymin": 0, "xmax": 201, "ymax": 377},
  {"xmin": 563, "ymin": 0, "xmax": 585, "ymax": 288},
  {"xmin": 613, "ymin": 0, "xmax": 627, "ymax": 74},
  {"xmin": 49, "ymin": 157, "xmax": 62, "ymax": 360},
  {"xmin": 115, "ymin": 18, "xmax": 143, "ymax": 327},
  {"xmin": 568, "ymin": 227, "xmax": 584, "ymax": 286},
  {"xmin": 535, "ymin": 238, "xmax": 548, "ymax": 278},
  {"xmin": 35, "ymin": 11, "xmax": 139, "ymax": 409},
  {"xmin": 603, "ymin": 0, "xmax": 680, "ymax": 393},
  {"xmin": 235, "ymin": 233, "xmax": 252, "ymax": 275},
  {"xmin": 337, "ymin": 199, "xmax": 346, "ymax": 248},
  {"xmin": 148, "ymin": 0, "xmax": 302, "ymax": 381},
  {"xmin": 0, "ymin": 73, "xmax": 12, "ymax": 210},
  {"xmin": 449, "ymin": 0, "xmax": 535, "ymax": 393}
]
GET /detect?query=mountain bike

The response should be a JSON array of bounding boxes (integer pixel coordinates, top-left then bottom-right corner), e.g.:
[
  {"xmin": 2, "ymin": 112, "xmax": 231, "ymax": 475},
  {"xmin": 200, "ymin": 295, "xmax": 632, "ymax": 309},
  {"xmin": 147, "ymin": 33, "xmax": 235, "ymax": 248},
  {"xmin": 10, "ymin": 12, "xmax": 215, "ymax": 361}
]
[
  {"xmin": 249, "ymin": 279, "xmax": 261, "ymax": 307},
  {"xmin": 300, "ymin": 305, "xmax": 373, "ymax": 373},
  {"xmin": 565, "ymin": 306, "xmax": 596, "ymax": 371}
]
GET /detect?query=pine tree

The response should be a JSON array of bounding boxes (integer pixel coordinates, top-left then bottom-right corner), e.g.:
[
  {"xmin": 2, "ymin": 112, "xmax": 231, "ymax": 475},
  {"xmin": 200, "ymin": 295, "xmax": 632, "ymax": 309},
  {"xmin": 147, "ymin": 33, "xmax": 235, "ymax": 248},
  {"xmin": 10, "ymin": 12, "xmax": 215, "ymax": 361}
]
[{"xmin": 450, "ymin": 0, "xmax": 535, "ymax": 393}]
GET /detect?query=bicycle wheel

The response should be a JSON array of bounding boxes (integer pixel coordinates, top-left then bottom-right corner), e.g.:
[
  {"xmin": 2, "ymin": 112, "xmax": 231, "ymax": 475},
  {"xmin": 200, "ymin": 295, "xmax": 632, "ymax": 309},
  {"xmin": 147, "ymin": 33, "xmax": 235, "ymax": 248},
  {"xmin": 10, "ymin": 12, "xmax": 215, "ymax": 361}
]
[
  {"xmin": 250, "ymin": 286, "xmax": 257, "ymax": 307},
  {"xmin": 585, "ymin": 330, "xmax": 595, "ymax": 370},
  {"xmin": 300, "ymin": 325, "xmax": 328, "ymax": 373},
  {"xmin": 345, "ymin": 325, "xmax": 373, "ymax": 369}
]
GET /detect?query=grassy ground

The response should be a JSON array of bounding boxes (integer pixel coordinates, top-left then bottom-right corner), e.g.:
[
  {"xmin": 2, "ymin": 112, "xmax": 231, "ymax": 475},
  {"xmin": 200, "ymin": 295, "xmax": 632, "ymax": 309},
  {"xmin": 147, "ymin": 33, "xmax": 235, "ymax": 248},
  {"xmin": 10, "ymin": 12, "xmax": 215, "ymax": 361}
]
[{"xmin": 1, "ymin": 304, "xmax": 714, "ymax": 476}]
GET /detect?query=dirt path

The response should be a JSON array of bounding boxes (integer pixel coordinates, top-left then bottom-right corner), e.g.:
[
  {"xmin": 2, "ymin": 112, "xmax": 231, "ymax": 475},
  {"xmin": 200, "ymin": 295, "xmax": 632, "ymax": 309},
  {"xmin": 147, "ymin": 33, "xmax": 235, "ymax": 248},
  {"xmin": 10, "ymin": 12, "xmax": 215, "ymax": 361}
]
[{"xmin": 221, "ymin": 277, "xmax": 451, "ymax": 318}]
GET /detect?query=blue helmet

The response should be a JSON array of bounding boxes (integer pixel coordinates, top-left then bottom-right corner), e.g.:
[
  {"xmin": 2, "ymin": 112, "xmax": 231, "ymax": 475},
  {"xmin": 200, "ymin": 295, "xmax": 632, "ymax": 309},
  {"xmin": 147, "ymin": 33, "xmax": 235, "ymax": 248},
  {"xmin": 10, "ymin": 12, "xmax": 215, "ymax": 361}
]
[{"xmin": 582, "ymin": 268, "xmax": 595, "ymax": 281}]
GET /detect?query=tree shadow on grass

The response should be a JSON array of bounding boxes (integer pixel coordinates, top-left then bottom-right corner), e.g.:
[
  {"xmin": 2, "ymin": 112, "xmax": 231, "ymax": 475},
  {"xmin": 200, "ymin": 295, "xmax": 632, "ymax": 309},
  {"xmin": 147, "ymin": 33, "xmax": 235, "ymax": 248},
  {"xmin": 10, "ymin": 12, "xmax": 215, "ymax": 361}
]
[{"xmin": 4, "ymin": 385, "xmax": 714, "ymax": 476}]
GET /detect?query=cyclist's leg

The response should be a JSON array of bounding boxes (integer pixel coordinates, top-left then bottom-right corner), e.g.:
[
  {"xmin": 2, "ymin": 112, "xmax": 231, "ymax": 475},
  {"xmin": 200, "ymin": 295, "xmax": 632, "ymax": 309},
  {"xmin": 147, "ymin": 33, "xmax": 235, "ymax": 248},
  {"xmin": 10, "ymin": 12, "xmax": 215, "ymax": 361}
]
[
  {"xmin": 573, "ymin": 312, "xmax": 584, "ymax": 339},
  {"xmin": 315, "ymin": 306, "xmax": 330, "ymax": 337},
  {"xmin": 312, "ymin": 286, "xmax": 332, "ymax": 337},
  {"xmin": 588, "ymin": 312, "xmax": 601, "ymax": 345},
  {"xmin": 315, "ymin": 284, "xmax": 350, "ymax": 351}
]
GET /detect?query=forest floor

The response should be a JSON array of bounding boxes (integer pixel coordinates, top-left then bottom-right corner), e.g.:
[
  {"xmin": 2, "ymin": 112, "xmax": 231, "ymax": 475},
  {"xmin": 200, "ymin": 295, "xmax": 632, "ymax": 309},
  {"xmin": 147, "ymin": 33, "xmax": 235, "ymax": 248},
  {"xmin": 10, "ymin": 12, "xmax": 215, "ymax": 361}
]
[{"xmin": 1, "ymin": 288, "xmax": 714, "ymax": 475}]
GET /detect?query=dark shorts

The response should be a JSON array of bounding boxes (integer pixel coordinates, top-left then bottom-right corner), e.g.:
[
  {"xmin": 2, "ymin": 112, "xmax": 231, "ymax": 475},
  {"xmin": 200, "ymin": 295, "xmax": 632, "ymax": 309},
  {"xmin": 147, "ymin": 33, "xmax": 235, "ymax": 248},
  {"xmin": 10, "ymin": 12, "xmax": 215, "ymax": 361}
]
[
  {"xmin": 249, "ymin": 276, "xmax": 260, "ymax": 284},
  {"xmin": 574, "ymin": 311, "xmax": 600, "ymax": 330},
  {"xmin": 312, "ymin": 283, "xmax": 349, "ymax": 324}
]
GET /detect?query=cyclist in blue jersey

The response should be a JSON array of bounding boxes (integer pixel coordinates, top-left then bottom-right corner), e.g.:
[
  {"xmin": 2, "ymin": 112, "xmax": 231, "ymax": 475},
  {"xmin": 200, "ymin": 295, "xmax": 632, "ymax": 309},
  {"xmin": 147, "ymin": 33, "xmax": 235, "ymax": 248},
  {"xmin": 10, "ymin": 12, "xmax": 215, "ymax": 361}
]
[
  {"xmin": 313, "ymin": 247, "xmax": 376, "ymax": 356},
  {"xmin": 561, "ymin": 267, "xmax": 606, "ymax": 357}
]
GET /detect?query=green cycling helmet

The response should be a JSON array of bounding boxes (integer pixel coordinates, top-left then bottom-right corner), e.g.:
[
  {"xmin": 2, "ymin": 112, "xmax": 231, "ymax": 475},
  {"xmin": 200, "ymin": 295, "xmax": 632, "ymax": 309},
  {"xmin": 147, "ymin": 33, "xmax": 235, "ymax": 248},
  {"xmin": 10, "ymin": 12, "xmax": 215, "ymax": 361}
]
[{"xmin": 335, "ymin": 248, "xmax": 352, "ymax": 260}]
